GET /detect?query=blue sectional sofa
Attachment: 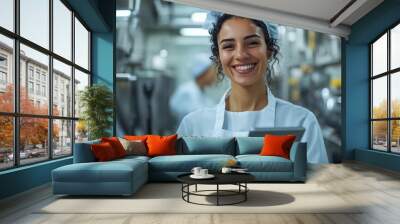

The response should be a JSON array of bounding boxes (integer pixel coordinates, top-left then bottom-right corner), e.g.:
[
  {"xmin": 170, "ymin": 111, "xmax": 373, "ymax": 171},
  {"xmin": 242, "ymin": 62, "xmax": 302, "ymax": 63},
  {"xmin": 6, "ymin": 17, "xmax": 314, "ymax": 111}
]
[{"xmin": 52, "ymin": 137, "xmax": 307, "ymax": 196}]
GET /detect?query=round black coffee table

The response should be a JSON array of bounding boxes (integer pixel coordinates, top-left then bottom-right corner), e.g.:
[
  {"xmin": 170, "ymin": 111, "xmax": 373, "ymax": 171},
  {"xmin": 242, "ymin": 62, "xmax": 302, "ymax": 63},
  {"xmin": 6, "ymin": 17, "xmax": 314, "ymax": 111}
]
[{"xmin": 177, "ymin": 173, "xmax": 255, "ymax": 206}]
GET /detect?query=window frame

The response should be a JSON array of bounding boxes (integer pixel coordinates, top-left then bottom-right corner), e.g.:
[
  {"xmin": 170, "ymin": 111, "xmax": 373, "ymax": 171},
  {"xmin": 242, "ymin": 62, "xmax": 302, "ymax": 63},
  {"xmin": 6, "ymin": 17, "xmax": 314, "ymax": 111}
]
[
  {"xmin": 370, "ymin": 20, "xmax": 400, "ymax": 154},
  {"xmin": 0, "ymin": 0, "xmax": 92, "ymax": 171}
]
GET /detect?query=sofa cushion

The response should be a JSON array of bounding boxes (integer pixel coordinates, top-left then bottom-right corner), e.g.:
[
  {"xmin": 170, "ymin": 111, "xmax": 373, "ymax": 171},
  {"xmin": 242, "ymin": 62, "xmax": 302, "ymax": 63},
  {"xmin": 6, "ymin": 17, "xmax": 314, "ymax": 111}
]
[
  {"xmin": 178, "ymin": 137, "xmax": 235, "ymax": 155},
  {"xmin": 148, "ymin": 154, "xmax": 235, "ymax": 172},
  {"xmin": 236, "ymin": 137, "xmax": 263, "ymax": 155},
  {"xmin": 91, "ymin": 142, "xmax": 118, "ymax": 161},
  {"xmin": 73, "ymin": 140, "xmax": 100, "ymax": 163},
  {"xmin": 119, "ymin": 138, "xmax": 147, "ymax": 156},
  {"xmin": 236, "ymin": 155, "xmax": 293, "ymax": 172},
  {"xmin": 53, "ymin": 158, "xmax": 147, "ymax": 183},
  {"xmin": 147, "ymin": 134, "xmax": 177, "ymax": 157},
  {"xmin": 101, "ymin": 137, "xmax": 127, "ymax": 158},
  {"xmin": 260, "ymin": 135, "xmax": 296, "ymax": 159}
]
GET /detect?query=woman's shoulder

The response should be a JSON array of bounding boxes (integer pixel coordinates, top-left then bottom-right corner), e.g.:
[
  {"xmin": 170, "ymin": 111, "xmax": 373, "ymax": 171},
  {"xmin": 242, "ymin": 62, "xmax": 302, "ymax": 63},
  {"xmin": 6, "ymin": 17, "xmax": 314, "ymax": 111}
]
[{"xmin": 177, "ymin": 107, "xmax": 217, "ymax": 136}]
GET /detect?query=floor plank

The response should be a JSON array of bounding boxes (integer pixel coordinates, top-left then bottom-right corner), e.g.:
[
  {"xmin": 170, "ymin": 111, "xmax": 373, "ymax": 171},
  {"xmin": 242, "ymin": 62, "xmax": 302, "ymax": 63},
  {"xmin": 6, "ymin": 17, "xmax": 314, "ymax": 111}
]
[{"xmin": 1, "ymin": 162, "xmax": 400, "ymax": 224}]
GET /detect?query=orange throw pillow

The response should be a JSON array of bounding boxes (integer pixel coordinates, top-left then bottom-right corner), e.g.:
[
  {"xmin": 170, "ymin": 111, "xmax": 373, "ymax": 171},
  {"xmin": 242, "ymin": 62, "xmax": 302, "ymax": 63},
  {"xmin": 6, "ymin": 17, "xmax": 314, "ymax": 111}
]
[
  {"xmin": 124, "ymin": 135, "xmax": 148, "ymax": 142},
  {"xmin": 101, "ymin": 137, "xmax": 127, "ymax": 158},
  {"xmin": 91, "ymin": 142, "xmax": 117, "ymax": 161},
  {"xmin": 259, "ymin": 135, "xmax": 296, "ymax": 159},
  {"xmin": 146, "ymin": 134, "xmax": 177, "ymax": 157}
]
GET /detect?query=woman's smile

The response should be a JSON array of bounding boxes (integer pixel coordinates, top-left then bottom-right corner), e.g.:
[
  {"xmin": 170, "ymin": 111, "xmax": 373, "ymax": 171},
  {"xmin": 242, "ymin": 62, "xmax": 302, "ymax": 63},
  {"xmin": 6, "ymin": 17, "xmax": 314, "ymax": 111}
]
[{"xmin": 232, "ymin": 63, "xmax": 257, "ymax": 74}]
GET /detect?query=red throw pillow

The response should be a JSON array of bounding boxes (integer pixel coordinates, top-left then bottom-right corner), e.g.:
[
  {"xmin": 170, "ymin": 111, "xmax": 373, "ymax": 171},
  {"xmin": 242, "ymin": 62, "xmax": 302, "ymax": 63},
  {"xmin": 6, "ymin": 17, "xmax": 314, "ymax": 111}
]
[
  {"xmin": 146, "ymin": 134, "xmax": 177, "ymax": 157},
  {"xmin": 101, "ymin": 137, "xmax": 127, "ymax": 158},
  {"xmin": 91, "ymin": 142, "xmax": 117, "ymax": 161},
  {"xmin": 259, "ymin": 135, "xmax": 296, "ymax": 159}
]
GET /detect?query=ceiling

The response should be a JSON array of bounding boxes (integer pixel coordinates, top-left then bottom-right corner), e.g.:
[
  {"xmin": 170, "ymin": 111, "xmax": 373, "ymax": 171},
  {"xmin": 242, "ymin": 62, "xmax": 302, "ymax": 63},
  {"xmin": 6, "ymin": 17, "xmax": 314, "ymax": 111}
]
[{"xmin": 164, "ymin": 0, "xmax": 384, "ymax": 37}]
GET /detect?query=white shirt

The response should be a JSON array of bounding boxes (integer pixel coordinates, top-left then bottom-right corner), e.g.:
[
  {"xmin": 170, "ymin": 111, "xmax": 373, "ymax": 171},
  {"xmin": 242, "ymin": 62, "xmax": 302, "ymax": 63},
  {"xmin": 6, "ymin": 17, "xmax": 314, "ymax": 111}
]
[{"xmin": 177, "ymin": 89, "xmax": 329, "ymax": 164}]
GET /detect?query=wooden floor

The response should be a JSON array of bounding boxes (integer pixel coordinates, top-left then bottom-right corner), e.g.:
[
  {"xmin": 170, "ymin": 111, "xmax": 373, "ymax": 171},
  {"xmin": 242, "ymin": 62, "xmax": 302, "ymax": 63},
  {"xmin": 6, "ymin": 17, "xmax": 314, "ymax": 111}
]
[{"xmin": 1, "ymin": 162, "xmax": 400, "ymax": 224}]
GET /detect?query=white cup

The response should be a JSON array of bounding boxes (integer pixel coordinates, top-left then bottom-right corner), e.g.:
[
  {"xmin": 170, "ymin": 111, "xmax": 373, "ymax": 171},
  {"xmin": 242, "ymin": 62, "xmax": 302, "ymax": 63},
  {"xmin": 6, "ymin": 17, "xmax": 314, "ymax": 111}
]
[
  {"xmin": 200, "ymin": 169, "xmax": 208, "ymax": 176},
  {"xmin": 191, "ymin": 167, "xmax": 202, "ymax": 176},
  {"xmin": 221, "ymin": 167, "xmax": 232, "ymax": 174}
]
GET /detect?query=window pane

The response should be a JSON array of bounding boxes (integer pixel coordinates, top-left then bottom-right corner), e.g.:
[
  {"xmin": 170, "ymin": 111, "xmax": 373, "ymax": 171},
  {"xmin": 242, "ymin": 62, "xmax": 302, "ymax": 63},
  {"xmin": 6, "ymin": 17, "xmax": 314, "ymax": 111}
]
[
  {"xmin": 372, "ymin": 77, "xmax": 387, "ymax": 119},
  {"xmin": 20, "ymin": 0, "xmax": 49, "ymax": 49},
  {"xmin": 391, "ymin": 24, "xmax": 400, "ymax": 70},
  {"xmin": 372, "ymin": 121, "xmax": 388, "ymax": 151},
  {"xmin": 20, "ymin": 117, "xmax": 49, "ymax": 165},
  {"xmin": 0, "ymin": 0, "xmax": 14, "ymax": 31},
  {"xmin": 53, "ymin": 0, "xmax": 72, "ymax": 60},
  {"xmin": 391, "ymin": 120, "xmax": 400, "ymax": 153},
  {"xmin": 0, "ymin": 34, "xmax": 14, "ymax": 112},
  {"xmin": 20, "ymin": 44, "xmax": 49, "ymax": 115},
  {"xmin": 391, "ymin": 72, "xmax": 400, "ymax": 118},
  {"xmin": 53, "ymin": 119, "xmax": 72, "ymax": 158},
  {"xmin": 53, "ymin": 59, "xmax": 72, "ymax": 117},
  {"xmin": 75, "ymin": 120, "xmax": 88, "ymax": 143},
  {"xmin": 75, "ymin": 18, "xmax": 89, "ymax": 70},
  {"xmin": 372, "ymin": 33, "xmax": 387, "ymax": 76},
  {"xmin": 74, "ymin": 69, "xmax": 89, "ymax": 118},
  {"xmin": 0, "ymin": 116, "xmax": 13, "ymax": 170}
]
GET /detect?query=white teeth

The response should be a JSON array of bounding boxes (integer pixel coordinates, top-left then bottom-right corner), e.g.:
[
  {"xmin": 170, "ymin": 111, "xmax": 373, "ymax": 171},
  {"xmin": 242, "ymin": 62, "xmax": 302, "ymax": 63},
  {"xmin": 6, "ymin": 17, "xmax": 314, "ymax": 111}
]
[{"xmin": 235, "ymin": 64, "xmax": 255, "ymax": 72}]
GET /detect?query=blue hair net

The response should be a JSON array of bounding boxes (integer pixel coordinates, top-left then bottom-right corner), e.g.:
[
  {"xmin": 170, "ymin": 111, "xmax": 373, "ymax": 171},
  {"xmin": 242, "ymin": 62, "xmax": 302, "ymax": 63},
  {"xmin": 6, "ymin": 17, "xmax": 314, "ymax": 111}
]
[{"xmin": 204, "ymin": 12, "xmax": 279, "ymax": 40}]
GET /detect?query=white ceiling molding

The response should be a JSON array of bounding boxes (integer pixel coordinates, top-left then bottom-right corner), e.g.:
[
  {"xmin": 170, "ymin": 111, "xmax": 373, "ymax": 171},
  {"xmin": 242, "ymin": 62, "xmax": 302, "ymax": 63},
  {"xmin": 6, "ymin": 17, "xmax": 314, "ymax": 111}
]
[
  {"xmin": 165, "ymin": 0, "xmax": 351, "ymax": 37},
  {"xmin": 340, "ymin": 0, "xmax": 384, "ymax": 25},
  {"xmin": 164, "ymin": 0, "xmax": 383, "ymax": 38},
  {"xmin": 330, "ymin": 0, "xmax": 368, "ymax": 27}
]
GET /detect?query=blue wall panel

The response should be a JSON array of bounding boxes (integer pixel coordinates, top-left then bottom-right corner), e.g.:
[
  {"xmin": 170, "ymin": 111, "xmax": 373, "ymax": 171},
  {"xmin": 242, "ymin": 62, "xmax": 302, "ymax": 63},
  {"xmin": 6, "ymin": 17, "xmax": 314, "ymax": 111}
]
[
  {"xmin": 0, "ymin": 158, "xmax": 72, "ymax": 199},
  {"xmin": 92, "ymin": 33, "xmax": 114, "ymax": 87}
]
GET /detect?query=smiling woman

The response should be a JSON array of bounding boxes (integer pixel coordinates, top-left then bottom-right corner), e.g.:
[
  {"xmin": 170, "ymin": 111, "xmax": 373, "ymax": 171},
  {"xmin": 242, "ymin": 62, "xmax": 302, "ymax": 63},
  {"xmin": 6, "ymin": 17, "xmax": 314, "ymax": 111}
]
[{"xmin": 177, "ymin": 14, "xmax": 328, "ymax": 164}]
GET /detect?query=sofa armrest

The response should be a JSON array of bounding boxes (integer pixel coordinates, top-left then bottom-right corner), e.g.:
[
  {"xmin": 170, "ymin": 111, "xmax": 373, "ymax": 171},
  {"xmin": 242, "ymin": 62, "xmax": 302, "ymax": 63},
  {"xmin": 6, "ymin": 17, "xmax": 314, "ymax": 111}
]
[
  {"xmin": 289, "ymin": 142, "xmax": 307, "ymax": 181},
  {"xmin": 73, "ymin": 140, "xmax": 100, "ymax": 163}
]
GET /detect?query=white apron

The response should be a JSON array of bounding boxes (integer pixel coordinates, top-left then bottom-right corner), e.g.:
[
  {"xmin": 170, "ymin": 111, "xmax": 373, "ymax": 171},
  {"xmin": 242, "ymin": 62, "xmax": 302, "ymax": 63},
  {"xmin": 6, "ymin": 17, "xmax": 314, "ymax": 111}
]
[{"xmin": 212, "ymin": 89, "xmax": 276, "ymax": 137}]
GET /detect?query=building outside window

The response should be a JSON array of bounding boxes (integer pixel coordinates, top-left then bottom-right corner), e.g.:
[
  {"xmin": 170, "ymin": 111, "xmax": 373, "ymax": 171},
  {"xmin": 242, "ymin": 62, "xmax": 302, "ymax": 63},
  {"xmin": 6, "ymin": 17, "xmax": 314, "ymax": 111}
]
[
  {"xmin": 0, "ymin": 54, "xmax": 7, "ymax": 67},
  {"xmin": 41, "ymin": 73, "xmax": 46, "ymax": 83},
  {"xmin": 370, "ymin": 23, "xmax": 400, "ymax": 154},
  {"xmin": 35, "ymin": 70, "xmax": 40, "ymax": 81},
  {"xmin": 0, "ymin": 71, "xmax": 6, "ymax": 84},
  {"xmin": 0, "ymin": 54, "xmax": 7, "ymax": 89},
  {"xmin": 41, "ymin": 85, "xmax": 46, "ymax": 97},
  {"xmin": 28, "ymin": 67, "xmax": 34, "ymax": 80},
  {"xmin": 28, "ymin": 81, "xmax": 34, "ymax": 94}
]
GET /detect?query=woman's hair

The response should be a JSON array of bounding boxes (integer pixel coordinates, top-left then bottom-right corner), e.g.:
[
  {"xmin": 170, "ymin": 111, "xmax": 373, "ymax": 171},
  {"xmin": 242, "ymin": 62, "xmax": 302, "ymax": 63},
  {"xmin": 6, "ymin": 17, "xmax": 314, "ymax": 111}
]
[{"xmin": 209, "ymin": 14, "xmax": 280, "ymax": 85}]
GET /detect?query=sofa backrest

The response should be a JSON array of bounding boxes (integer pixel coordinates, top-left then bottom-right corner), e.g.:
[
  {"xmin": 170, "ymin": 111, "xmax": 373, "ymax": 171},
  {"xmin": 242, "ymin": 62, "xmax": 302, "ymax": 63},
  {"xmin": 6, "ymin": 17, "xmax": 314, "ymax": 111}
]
[
  {"xmin": 177, "ymin": 137, "xmax": 236, "ymax": 155},
  {"xmin": 73, "ymin": 139, "xmax": 100, "ymax": 163},
  {"xmin": 235, "ymin": 137, "xmax": 264, "ymax": 155},
  {"xmin": 236, "ymin": 137, "xmax": 301, "ymax": 156}
]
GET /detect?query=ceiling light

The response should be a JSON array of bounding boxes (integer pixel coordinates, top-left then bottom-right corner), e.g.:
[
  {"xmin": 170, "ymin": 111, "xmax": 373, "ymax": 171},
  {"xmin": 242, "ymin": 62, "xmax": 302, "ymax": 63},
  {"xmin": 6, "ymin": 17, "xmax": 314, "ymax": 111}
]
[
  {"xmin": 180, "ymin": 28, "xmax": 209, "ymax": 37},
  {"xmin": 191, "ymin": 12, "xmax": 207, "ymax": 23},
  {"xmin": 116, "ymin": 10, "xmax": 131, "ymax": 17}
]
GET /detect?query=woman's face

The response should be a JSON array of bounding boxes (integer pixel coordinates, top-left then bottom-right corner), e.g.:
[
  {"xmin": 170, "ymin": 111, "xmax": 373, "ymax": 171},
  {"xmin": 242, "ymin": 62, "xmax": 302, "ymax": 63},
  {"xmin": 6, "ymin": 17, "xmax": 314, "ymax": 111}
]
[{"xmin": 217, "ymin": 17, "xmax": 269, "ymax": 88}]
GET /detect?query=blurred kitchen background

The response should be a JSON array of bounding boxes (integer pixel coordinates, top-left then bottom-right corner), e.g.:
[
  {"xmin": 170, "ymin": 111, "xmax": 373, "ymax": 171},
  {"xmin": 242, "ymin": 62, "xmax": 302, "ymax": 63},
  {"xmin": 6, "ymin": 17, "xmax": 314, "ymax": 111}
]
[{"xmin": 115, "ymin": 0, "xmax": 342, "ymax": 162}]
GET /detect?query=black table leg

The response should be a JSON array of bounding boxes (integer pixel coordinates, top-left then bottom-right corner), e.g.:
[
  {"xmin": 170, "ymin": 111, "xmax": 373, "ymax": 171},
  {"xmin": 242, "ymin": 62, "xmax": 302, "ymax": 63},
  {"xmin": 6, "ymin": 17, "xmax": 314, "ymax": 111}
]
[
  {"xmin": 245, "ymin": 183, "xmax": 247, "ymax": 201},
  {"xmin": 217, "ymin": 184, "xmax": 219, "ymax": 206}
]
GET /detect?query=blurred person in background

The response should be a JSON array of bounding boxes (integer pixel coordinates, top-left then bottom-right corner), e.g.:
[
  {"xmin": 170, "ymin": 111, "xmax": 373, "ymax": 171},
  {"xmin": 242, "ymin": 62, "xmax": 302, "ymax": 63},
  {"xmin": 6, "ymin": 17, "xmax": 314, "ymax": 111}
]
[{"xmin": 169, "ymin": 57, "xmax": 217, "ymax": 123}]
